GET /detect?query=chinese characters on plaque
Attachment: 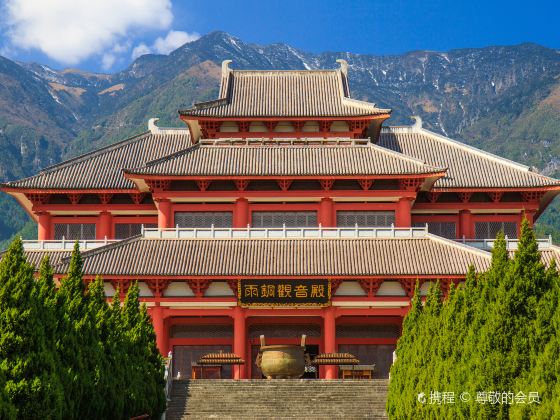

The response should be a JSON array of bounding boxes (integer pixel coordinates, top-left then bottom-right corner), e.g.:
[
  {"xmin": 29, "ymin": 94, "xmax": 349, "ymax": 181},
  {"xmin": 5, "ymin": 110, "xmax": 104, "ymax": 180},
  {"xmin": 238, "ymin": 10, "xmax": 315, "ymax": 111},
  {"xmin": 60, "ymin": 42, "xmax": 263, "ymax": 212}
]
[{"xmin": 238, "ymin": 279, "xmax": 331, "ymax": 307}]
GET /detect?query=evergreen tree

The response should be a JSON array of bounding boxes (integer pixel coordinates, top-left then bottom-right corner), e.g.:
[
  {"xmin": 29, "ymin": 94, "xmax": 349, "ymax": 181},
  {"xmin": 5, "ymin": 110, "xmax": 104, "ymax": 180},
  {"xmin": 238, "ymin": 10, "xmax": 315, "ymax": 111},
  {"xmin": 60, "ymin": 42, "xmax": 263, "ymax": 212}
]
[
  {"xmin": 485, "ymin": 231, "xmax": 510, "ymax": 294},
  {"xmin": 0, "ymin": 239, "xmax": 167, "ymax": 419},
  {"xmin": 431, "ymin": 282, "xmax": 461, "ymax": 418},
  {"xmin": 510, "ymin": 259, "xmax": 560, "ymax": 419},
  {"xmin": 55, "ymin": 242, "xmax": 101, "ymax": 419},
  {"xmin": 455, "ymin": 266, "xmax": 486, "ymax": 418},
  {"xmin": 413, "ymin": 281, "xmax": 443, "ymax": 419},
  {"xmin": 86, "ymin": 277, "xmax": 116, "ymax": 418},
  {"xmin": 108, "ymin": 288, "xmax": 128, "ymax": 419},
  {"xmin": 387, "ymin": 282, "xmax": 447, "ymax": 418},
  {"xmin": 35, "ymin": 256, "xmax": 65, "ymax": 416},
  {"xmin": 36, "ymin": 256, "xmax": 59, "ymax": 342},
  {"xmin": 0, "ymin": 238, "xmax": 63, "ymax": 418},
  {"xmin": 475, "ymin": 219, "xmax": 548, "ymax": 418},
  {"xmin": 121, "ymin": 282, "xmax": 166, "ymax": 418},
  {"xmin": 138, "ymin": 303, "xmax": 166, "ymax": 416},
  {"xmin": 387, "ymin": 283, "xmax": 423, "ymax": 419},
  {"xmin": 0, "ymin": 367, "xmax": 16, "ymax": 420}
]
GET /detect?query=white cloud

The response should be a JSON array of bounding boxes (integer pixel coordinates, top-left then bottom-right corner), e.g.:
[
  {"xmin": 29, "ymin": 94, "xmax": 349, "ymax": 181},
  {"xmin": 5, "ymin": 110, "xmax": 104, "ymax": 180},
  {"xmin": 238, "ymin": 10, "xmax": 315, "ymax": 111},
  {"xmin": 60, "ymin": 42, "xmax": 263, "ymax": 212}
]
[
  {"xmin": 131, "ymin": 43, "xmax": 152, "ymax": 60},
  {"xmin": 101, "ymin": 53, "xmax": 116, "ymax": 70},
  {"xmin": 131, "ymin": 30, "xmax": 199, "ymax": 59},
  {"xmin": 2, "ymin": 0, "xmax": 174, "ymax": 66},
  {"xmin": 153, "ymin": 30, "xmax": 199, "ymax": 55},
  {"xmin": 101, "ymin": 42, "xmax": 132, "ymax": 69}
]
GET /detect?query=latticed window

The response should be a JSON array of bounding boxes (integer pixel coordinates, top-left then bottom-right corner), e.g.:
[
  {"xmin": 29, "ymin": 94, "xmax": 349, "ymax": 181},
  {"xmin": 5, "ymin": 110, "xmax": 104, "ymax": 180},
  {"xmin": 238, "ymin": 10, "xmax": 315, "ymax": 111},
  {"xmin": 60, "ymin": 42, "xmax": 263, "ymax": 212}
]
[
  {"xmin": 114, "ymin": 223, "xmax": 157, "ymax": 239},
  {"xmin": 336, "ymin": 211, "xmax": 395, "ymax": 227},
  {"xmin": 251, "ymin": 211, "xmax": 317, "ymax": 228},
  {"xmin": 413, "ymin": 222, "xmax": 457, "ymax": 239},
  {"xmin": 475, "ymin": 221, "xmax": 517, "ymax": 239},
  {"xmin": 174, "ymin": 212, "xmax": 233, "ymax": 228},
  {"xmin": 54, "ymin": 223, "xmax": 96, "ymax": 240}
]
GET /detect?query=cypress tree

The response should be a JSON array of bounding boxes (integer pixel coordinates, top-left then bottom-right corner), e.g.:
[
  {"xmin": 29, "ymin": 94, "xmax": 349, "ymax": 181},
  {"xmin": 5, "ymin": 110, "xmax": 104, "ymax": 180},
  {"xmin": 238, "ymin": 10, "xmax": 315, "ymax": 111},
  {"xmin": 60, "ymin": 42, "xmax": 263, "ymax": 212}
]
[
  {"xmin": 35, "ymin": 256, "xmax": 65, "ymax": 416},
  {"xmin": 474, "ymin": 220, "xmax": 549, "ymax": 419},
  {"xmin": 120, "ymin": 283, "xmax": 144, "ymax": 416},
  {"xmin": 0, "ymin": 369, "xmax": 16, "ymax": 420},
  {"xmin": 36, "ymin": 256, "xmax": 59, "ymax": 342},
  {"xmin": 510, "ymin": 259, "xmax": 560, "ymax": 419},
  {"xmin": 86, "ymin": 277, "xmax": 114, "ymax": 418},
  {"xmin": 55, "ymin": 242, "xmax": 100, "ymax": 419},
  {"xmin": 485, "ymin": 231, "xmax": 510, "ymax": 294},
  {"xmin": 138, "ymin": 303, "xmax": 166, "ymax": 416},
  {"xmin": 387, "ymin": 282, "xmax": 423, "ymax": 419},
  {"xmin": 108, "ymin": 288, "xmax": 128, "ymax": 419},
  {"xmin": 414, "ymin": 281, "xmax": 443, "ymax": 419},
  {"xmin": 432, "ymin": 282, "xmax": 461, "ymax": 419},
  {"xmin": 387, "ymin": 223, "xmax": 560, "ymax": 419},
  {"xmin": 122, "ymin": 282, "xmax": 166, "ymax": 418},
  {"xmin": 0, "ymin": 237, "xmax": 63, "ymax": 418},
  {"xmin": 455, "ymin": 266, "xmax": 485, "ymax": 418},
  {"xmin": 387, "ymin": 282, "xmax": 445, "ymax": 418}
]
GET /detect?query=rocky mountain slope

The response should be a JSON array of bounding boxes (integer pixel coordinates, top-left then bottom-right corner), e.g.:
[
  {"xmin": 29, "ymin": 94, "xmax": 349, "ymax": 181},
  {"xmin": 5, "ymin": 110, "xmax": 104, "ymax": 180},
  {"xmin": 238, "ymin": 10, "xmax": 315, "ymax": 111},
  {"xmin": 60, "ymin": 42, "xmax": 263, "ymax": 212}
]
[{"xmin": 1, "ymin": 31, "xmax": 560, "ymax": 244}]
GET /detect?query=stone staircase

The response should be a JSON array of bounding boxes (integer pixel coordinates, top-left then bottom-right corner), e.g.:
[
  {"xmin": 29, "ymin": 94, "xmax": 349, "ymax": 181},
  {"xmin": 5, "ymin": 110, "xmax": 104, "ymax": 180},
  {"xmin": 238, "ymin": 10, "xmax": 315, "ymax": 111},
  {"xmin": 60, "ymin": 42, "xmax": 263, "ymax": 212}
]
[{"xmin": 165, "ymin": 379, "xmax": 389, "ymax": 419}]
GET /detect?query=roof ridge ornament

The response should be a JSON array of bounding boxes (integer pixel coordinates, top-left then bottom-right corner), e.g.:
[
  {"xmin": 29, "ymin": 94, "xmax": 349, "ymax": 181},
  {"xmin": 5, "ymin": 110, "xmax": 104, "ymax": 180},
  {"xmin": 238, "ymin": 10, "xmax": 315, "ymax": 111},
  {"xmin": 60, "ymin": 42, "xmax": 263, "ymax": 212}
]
[
  {"xmin": 147, "ymin": 117, "xmax": 189, "ymax": 135},
  {"xmin": 148, "ymin": 118, "xmax": 161, "ymax": 134},
  {"xmin": 411, "ymin": 115, "xmax": 423, "ymax": 131},
  {"xmin": 219, "ymin": 60, "xmax": 233, "ymax": 99},
  {"xmin": 336, "ymin": 59, "xmax": 350, "ymax": 97},
  {"xmin": 222, "ymin": 59, "xmax": 233, "ymax": 78},
  {"xmin": 336, "ymin": 59, "xmax": 348, "ymax": 77}
]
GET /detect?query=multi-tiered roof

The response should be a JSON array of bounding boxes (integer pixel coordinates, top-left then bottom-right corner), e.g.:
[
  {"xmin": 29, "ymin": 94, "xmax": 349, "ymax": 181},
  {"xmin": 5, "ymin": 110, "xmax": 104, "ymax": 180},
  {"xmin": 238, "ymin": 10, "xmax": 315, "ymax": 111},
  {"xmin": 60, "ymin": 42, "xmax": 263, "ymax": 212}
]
[
  {"xmin": 2, "ymin": 60, "xmax": 560, "ymax": 285},
  {"xmin": 179, "ymin": 60, "xmax": 390, "ymax": 119}
]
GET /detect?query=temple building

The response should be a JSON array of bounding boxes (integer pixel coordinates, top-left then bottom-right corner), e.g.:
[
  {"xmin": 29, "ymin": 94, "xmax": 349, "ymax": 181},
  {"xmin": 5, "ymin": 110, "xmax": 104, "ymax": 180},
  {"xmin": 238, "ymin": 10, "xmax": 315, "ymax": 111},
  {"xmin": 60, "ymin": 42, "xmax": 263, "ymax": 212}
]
[{"xmin": 2, "ymin": 60, "xmax": 560, "ymax": 380}]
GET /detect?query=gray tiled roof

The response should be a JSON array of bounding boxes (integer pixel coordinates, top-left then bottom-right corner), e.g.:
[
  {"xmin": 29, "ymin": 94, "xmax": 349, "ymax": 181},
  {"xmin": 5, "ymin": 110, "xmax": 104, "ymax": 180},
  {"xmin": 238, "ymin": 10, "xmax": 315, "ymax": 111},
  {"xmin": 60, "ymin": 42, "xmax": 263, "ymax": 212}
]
[
  {"xmin": 179, "ymin": 70, "xmax": 390, "ymax": 118},
  {"xmin": 5, "ymin": 123, "xmax": 558, "ymax": 191},
  {"xmin": 17, "ymin": 250, "xmax": 72, "ymax": 270},
  {"xmin": 378, "ymin": 127, "xmax": 560, "ymax": 189},
  {"xmin": 53, "ymin": 235, "xmax": 490, "ymax": 277},
  {"xmin": 126, "ymin": 142, "xmax": 445, "ymax": 177},
  {"xmin": 2, "ymin": 132, "xmax": 192, "ymax": 190}
]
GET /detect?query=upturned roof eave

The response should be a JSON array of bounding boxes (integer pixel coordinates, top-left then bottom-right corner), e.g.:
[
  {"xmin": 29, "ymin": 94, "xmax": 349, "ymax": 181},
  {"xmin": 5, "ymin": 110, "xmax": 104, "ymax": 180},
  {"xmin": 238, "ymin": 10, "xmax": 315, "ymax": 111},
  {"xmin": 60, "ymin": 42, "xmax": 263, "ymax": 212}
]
[
  {"xmin": 51, "ymin": 234, "xmax": 491, "ymax": 277},
  {"xmin": 121, "ymin": 170, "xmax": 448, "ymax": 179},
  {"xmin": 177, "ymin": 110, "xmax": 391, "ymax": 119}
]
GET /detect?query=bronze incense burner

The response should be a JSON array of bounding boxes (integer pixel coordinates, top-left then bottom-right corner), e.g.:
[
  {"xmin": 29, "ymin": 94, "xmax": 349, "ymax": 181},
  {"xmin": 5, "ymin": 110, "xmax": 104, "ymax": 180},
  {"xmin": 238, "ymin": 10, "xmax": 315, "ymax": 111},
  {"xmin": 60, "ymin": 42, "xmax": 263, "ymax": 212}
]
[{"xmin": 256, "ymin": 335, "xmax": 311, "ymax": 379}]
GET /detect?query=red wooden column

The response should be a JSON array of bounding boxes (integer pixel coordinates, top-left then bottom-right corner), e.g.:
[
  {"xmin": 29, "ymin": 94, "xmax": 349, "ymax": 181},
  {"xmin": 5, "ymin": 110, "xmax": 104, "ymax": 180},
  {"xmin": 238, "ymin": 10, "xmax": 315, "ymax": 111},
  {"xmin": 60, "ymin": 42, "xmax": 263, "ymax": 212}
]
[
  {"xmin": 234, "ymin": 198, "xmax": 249, "ymax": 228},
  {"xmin": 395, "ymin": 197, "xmax": 412, "ymax": 227},
  {"xmin": 96, "ymin": 211, "xmax": 112, "ymax": 240},
  {"xmin": 233, "ymin": 305, "xmax": 247, "ymax": 379},
  {"xmin": 323, "ymin": 306, "xmax": 337, "ymax": 379},
  {"xmin": 319, "ymin": 197, "xmax": 334, "ymax": 227},
  {"xmin": 151, "ymin": 305, "xmax": 166, "ymax": 355},
  {"xmin": 37, "ymin": 212, "xmax": 51, "ymax": 240},
  {"xmin": 459, "ymin": 210, "xmax": 474, "ymax": 239},
  {"xmin": 157, "ymin": 199, "xmax": 173, "ymax": 228}
]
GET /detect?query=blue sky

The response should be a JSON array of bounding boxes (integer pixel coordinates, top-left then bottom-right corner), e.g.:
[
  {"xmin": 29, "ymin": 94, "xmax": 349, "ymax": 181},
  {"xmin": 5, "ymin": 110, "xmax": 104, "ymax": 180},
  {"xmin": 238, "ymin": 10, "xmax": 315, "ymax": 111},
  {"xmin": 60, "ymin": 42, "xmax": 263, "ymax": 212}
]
[{"xmin": 1, "ymin": 0, "xmax": 559, "ymax": 73}]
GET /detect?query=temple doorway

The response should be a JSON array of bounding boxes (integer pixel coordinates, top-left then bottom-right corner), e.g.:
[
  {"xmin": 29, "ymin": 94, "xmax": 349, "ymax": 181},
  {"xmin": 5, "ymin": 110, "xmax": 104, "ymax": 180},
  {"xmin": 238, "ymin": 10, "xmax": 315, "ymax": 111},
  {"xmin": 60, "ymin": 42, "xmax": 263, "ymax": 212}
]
[
  {"xmin": 336, "ymin": 321, "xmax": 400, "ymax": 378},
  {"xmin": 170, "ymin": 321, "xmax": 233, "ymax": 379}
]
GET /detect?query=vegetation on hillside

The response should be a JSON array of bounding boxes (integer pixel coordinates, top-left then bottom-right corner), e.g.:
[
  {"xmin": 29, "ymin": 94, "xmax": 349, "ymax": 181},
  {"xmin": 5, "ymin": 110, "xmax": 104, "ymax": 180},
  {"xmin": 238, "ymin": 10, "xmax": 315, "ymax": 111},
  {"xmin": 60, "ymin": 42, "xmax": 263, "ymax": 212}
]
[
  {"xmin": 2, "ymin": 38, "xmax": 560, "ymax": 244},
  {"xmin": 0, "ymin": 238, "xmax": 166, "ymax": 419},
  {"xmin": 387, "ymin": 221, "xmax": 560, "ymax": 418}
]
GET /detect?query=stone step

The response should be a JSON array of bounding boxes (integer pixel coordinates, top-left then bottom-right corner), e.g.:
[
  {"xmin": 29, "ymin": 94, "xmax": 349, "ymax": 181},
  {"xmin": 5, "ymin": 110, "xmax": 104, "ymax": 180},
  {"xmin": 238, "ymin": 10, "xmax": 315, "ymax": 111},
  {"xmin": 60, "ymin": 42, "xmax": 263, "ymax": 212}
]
[{"xmin": 165, "ymin": 379, "xmax": 389, "ymax": 420}]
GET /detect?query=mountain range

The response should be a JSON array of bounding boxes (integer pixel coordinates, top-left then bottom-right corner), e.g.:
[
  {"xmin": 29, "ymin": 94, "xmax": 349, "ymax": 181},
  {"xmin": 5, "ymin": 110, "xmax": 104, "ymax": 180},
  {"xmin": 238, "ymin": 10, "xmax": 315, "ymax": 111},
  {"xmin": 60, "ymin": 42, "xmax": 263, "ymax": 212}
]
[{"xmin": 1, "ymin": 31, "xmax": 560, "ymax": 245}]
